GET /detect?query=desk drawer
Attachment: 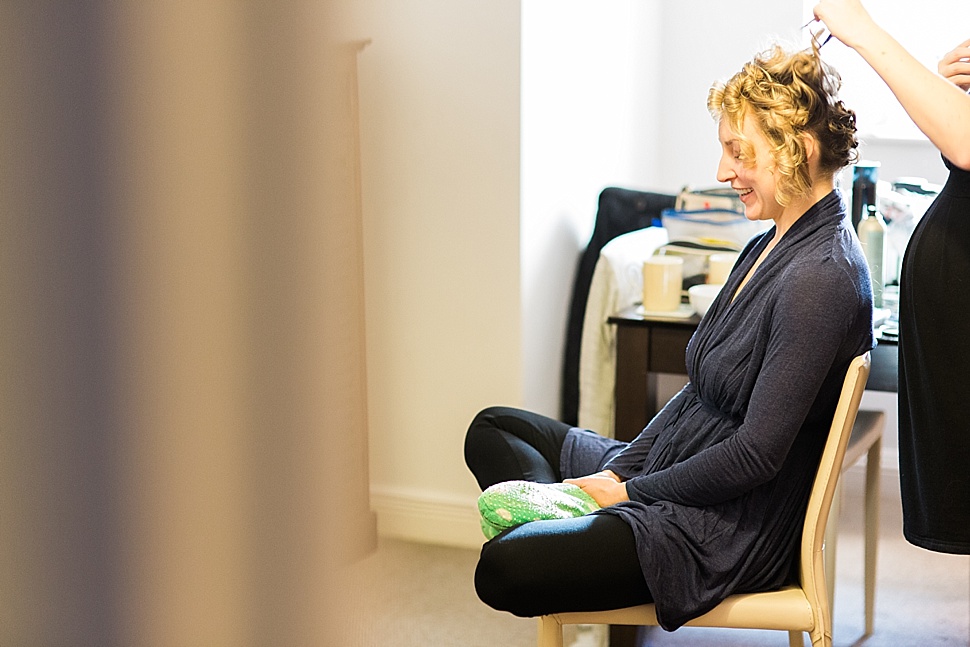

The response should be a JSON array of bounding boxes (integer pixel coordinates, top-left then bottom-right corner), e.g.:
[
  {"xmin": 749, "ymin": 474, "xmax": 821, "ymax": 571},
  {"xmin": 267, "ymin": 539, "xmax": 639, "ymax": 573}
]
[{"xmin": 649, "ymin": 327, "xmax": 694, "ymax": 373}]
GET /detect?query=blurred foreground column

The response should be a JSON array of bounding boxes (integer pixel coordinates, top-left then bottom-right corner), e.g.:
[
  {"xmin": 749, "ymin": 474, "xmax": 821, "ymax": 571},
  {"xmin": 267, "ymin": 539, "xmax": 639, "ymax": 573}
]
[{"xmin": 0, "ymin": 2, "xmax": 376, "ymax": 646}]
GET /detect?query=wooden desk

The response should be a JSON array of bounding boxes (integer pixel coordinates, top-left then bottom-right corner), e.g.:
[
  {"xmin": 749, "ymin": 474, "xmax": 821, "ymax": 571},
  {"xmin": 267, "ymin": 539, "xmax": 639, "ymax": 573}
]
[
  {"xmin": 604, "ymin": 305, "xmax": 892, "ymax": 646},
  {"xmin": 608, "ymin": 305, "xmax": 897, "ymax": 442}
]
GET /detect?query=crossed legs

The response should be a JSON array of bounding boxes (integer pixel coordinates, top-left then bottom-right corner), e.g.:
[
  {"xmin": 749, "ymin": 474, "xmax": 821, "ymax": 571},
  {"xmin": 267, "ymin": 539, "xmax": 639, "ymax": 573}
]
[{"xmin": 464, "ymin": 406, "xmax": 652, "ymax": 617}]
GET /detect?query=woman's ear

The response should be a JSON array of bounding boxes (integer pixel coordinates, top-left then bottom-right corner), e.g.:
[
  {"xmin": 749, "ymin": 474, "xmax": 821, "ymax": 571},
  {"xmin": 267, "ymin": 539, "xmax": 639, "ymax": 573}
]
[{"xmin": 802, "ymin": 133, "xmax": 820, "ymax": 166}]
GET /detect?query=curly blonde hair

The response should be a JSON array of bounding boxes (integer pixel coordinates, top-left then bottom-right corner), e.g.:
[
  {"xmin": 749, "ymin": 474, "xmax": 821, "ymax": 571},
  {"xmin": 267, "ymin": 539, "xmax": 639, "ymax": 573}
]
[{"xmin": 708, "ymin": 44, "xmax": 859, "ymax": 207}]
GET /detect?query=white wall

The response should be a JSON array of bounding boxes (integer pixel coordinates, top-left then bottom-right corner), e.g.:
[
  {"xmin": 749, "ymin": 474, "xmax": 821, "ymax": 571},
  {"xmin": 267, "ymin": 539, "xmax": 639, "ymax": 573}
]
[
  {"xmin": 521, "ymin": 0, "xmax": 664, "ymax": 417},
  {"xmin": 520, "ymin": 1, "xmax": 806, "ymax": 421},
  {"xmin": 524, "ymin": 0, "xmax": 913, "ymax": 481},
  {"xmin": 339, "ymin": 0, "xmax": 523, "ymax": 546},
  {"xmin": 856, "ymin": 139, "xmax": 947, "ymax": 186},
  {"xmin": 657, "ymin": 2, "xmax": 805, "ymax": 189},
  {"xmin": 351, "ymin": 0, "xmax": 921, "ymax": 550}
]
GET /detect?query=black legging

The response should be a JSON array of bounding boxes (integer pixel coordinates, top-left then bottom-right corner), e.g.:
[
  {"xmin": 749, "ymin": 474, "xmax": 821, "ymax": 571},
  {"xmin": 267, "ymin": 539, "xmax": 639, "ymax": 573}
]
[{"xmin": 464, "ymin": 406, "xmax": 652, "ymax": 617}]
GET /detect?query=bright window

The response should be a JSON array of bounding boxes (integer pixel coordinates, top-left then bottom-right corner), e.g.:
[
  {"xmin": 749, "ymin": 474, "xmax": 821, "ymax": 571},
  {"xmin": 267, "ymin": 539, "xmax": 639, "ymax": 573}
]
[{"xmin": 806, "ymin": 0, "xmax": 970, "ymax": 140}]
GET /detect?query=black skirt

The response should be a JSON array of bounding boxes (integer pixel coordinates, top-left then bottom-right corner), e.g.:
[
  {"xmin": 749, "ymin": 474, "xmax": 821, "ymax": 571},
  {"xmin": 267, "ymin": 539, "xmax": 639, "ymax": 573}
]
[{"xmin": 898, "ymin": 156, "xmax": 970, "ymax": 554}]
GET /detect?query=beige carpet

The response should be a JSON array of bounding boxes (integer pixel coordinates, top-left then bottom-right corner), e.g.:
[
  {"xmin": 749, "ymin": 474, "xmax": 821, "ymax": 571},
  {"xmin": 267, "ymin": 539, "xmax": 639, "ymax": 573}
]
[{"xmin": 342, "ymin": 469, "xmax": 969, "ymax": 646}]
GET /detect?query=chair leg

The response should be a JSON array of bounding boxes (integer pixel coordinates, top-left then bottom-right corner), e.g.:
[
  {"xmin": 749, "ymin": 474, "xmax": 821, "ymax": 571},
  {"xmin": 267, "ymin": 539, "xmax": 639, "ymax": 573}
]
[
  {"xmin": 809, "ymin": 627, "xmax": 832, "ymax": 647},
  {"xmin": 538, "ymin": 616, "xmax": 564, "ymax": 647},
  {"xmin": 863, "ymin": 436, "xmax": 881, "ymax": 636},
  {"xmin": 788, "ymin": 629, "xmax": 804, "ymax": 646}
]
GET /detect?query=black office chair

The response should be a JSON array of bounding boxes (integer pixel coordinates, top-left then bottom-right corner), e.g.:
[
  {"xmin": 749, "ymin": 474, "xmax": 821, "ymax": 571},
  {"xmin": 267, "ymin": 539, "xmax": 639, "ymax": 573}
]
[{"xmin": 560, "ymin": 187, "xmax": 676, "ymax": 426}]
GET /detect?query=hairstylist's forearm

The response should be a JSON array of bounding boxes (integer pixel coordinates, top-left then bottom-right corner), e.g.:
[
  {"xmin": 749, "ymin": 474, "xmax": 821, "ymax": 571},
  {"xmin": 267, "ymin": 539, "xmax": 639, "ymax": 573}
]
[
  {"xmin": 815, "ymin": 1, "xmax": 970, "ymax": 168},
  {"xmin": 854, "ymin": 27, "xmax": 970, "ymax": 167}
]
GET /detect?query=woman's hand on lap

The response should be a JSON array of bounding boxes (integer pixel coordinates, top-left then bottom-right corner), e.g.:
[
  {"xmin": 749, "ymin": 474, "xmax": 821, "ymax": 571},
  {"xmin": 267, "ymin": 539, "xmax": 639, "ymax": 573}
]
[{"xmin": 564, "ymin": 473, "xmax": 630, "ymax": 507}]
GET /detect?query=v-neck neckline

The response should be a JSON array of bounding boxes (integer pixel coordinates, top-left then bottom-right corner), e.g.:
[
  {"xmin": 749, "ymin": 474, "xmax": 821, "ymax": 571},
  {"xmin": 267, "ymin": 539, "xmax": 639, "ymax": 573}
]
[
  {"xmin": 730, "ymin": 234, "xmax": 779, "ymax": 304},
  {"xmin": 721, "ymin": 190, "xmax": 843, "ymax": 313}
]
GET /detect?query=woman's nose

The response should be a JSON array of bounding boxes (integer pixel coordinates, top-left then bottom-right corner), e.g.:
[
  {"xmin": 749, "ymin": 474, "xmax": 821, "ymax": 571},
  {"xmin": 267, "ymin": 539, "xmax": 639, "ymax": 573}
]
[{"xmin": 716, "ymin": 158, "xmax": 735, "ymax": 184}]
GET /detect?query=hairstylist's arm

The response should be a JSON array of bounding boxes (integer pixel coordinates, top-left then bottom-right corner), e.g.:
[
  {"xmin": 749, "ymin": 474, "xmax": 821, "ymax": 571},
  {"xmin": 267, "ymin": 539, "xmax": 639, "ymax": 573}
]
[{"xmin": 814, "ymin": 0, "xmax": 970, "ymax": 169}]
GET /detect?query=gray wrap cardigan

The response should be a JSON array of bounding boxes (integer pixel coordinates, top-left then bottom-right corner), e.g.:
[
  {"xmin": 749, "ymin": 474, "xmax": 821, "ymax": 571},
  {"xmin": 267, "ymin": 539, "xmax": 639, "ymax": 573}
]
[{"xmin": 562, "ymin": 190, "xmax": 874, "ymax": 630}]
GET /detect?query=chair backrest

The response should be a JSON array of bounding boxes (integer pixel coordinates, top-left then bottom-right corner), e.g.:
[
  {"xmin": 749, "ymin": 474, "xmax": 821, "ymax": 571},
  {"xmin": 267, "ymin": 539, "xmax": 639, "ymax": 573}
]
[{"xmin": 797, "ymin": 352, "xmax": 870, "ymax": 625}]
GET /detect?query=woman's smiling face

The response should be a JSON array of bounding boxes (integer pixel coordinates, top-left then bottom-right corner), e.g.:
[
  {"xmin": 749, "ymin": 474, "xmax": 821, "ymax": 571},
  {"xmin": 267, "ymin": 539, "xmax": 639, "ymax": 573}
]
[{"xmin": 716, "ymin": 115, "xmax": 784, "ymax": 224}]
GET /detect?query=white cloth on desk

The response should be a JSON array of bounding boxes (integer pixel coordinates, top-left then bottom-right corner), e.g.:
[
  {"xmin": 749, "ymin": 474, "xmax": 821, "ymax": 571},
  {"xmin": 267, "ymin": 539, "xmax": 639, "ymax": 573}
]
[{"xmin": 578, "ymin": 227, "xmax": 669, "ymax": 437}]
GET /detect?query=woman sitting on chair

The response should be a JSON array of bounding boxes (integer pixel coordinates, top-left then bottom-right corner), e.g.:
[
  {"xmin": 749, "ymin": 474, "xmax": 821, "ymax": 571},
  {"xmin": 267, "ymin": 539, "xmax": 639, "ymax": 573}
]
[{"xmin": 465, "ymin": 42, "xmax": 874, "ymax": 631}]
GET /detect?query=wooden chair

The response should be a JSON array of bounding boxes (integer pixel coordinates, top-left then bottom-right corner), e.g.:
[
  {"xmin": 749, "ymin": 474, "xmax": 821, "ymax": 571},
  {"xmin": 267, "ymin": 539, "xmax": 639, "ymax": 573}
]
[
  {"xmin": 538, "ymin": 352, "xmax": 871, "ymax": 647},
  {"xmin": 826, "ymin": 408, "xmax": 884, "ymax": 636}
]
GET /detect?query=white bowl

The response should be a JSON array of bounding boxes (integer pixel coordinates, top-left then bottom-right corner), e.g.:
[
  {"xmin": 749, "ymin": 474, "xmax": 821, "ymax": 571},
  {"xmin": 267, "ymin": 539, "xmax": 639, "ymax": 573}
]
[{"xmin": 688, "ymin": 284, "xmax": 723, "ymax": 318}]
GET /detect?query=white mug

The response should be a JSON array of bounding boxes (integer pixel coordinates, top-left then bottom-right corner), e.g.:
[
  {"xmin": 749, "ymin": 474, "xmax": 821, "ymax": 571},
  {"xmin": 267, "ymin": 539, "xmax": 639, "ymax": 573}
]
[
  {"xmin": 708, "ymin": 252, "xmax": 739, "ymax": 285},
  {"xmin": 642, "ymin": 256, "xmax": 683, "ymax": 312}
]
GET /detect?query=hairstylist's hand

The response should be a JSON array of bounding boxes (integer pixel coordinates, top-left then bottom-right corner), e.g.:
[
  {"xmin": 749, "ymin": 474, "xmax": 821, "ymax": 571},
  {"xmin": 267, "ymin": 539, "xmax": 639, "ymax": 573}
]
[
  {"xmin": 564, "ymin": 471, "xmax": 629, "ymax": 507},
  {"xmin": 813, "ymin": 0, "xmax": 878, "ymax": 50},
  {"xmin": 939, "ymin": 38, "xmax": 970, "ymax": 92}
]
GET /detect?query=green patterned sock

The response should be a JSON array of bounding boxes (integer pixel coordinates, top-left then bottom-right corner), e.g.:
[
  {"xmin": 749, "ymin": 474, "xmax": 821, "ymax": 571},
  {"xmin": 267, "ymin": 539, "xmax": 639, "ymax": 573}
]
[{"xmin": 477, "ymin": 480, "xmax": 601, "ymax": 540}]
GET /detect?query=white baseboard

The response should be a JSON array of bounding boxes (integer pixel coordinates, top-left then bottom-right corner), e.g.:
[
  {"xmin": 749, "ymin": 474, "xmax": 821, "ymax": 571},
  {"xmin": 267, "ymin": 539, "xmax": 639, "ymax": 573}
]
[{"xmin": 370, "ymin": 485, "xmax": 485, "ymax": 549}]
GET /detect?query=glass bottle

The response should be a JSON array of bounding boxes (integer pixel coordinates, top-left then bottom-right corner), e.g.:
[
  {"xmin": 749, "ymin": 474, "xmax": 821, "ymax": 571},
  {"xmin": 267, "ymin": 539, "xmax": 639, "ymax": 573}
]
[
  {"xmin": 851, "ymin": 161, "xmax": 880, "ymax": 231},
  {"xmin": 858, "ymin": 204, "xmax": 887, "ymax": 307}
]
